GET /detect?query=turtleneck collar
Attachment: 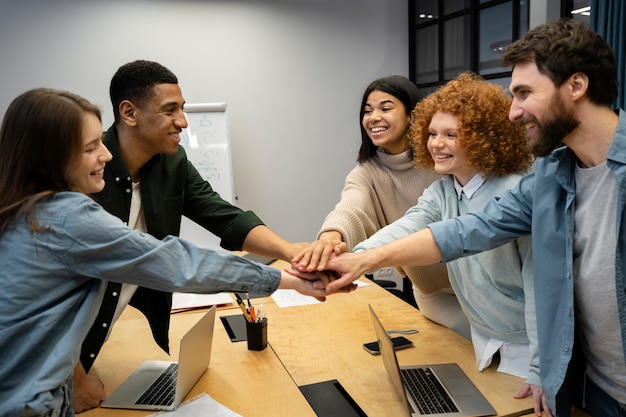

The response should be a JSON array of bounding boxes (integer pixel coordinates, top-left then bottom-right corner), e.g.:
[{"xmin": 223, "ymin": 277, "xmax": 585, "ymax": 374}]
[{"xmin": 375, "ymin": 147, "xmax": 413, "ymax": 171}]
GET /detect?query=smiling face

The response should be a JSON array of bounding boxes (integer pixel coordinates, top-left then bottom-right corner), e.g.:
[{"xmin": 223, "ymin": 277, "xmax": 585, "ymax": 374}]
[
  {"xmin": 508, "ymin": 61, "xmax": 579, "ymax": 157},
  {"xmin": 133, "ymin": 83, "xmax": 188, "ymax": 157},
  {"xmin": 427, "ymin": 111, "xmax": 477, "ymax": 186},
  {"xmin": 362, "ymin": 90, "xmax": 411, "ymax": 155},
  {"xmin": 66, "ymin": 112, "xmax": 112, "ymax": 194}
]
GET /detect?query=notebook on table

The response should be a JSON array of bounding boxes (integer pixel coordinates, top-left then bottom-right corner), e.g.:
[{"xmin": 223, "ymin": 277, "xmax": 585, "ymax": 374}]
[
  {"xmin": 101, "ymin": 305, "xmax": 216, "ymax": 411},
  {"xmin": 368, "ymin": 305, "xmax": 496, "ymax": 416}
]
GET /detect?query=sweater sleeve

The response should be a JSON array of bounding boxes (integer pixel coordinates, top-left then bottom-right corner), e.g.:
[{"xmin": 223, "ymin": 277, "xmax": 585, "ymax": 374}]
[
  {"xmin": 354, "ymin": 181, "xmax": 445, "ymax": 252},
  {"xmin": 318, "ymin": 165, "xmax": 384, "ymax": 250},
  {"xmin": 352, "ymin": 182, "xmax": 452, "ymax": 294}
]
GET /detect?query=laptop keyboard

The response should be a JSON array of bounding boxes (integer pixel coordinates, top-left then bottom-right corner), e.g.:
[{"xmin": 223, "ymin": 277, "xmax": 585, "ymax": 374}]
[
  {"xmin": 135, "ymin": 363, "xmax": 178, "ymax": 406},
  {"xmin": 400, "ymin": 367, "xmax": 459, "ymax": 415}
]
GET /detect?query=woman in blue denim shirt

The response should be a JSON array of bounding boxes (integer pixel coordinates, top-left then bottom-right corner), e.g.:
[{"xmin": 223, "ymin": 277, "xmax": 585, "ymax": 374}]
[{"xmin": 0, "ymin": 88, "xmax": 348, "ymax": 416}]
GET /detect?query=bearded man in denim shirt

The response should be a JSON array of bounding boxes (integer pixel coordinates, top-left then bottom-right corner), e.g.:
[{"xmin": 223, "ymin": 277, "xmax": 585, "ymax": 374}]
[{"xmin": 326, "ymin": 19, "xmax": 626, "ymax": 417}]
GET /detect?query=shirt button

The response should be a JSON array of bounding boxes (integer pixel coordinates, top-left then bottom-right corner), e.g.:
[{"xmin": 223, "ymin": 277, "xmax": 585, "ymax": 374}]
[
  {"xmin": 125, "ymin": 188, "xmax": 131, "ymax": 194},
  {"xmin": 90, "ymin": 353, "xmax": 95, "ymax": 358},
  {"xmin": 115, "ymin": 177, "xmax": 120, "ymax": 182},
  {"xmin": 563, "ymin": 346, "xmax": 569, "ymax": 352},
  {"xmin": 102, "ymin": 322, "xmax": 108, "ymax": 328},
  {"xmin": 126, "ymin": 176, "xmax": 131, "ymax": 181},
  {"xmin": 112, "ymin": 291, "xmax": 118, "ymax": 297}
]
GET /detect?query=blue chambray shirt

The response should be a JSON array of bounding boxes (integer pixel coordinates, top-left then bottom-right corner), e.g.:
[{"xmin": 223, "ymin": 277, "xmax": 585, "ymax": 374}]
[
  {"xmin": 429, "ymin": 110, "xmax": 626, "ymax": 413},
  {"xmin": 0, "ymin": 192, "xmax": 279, "ymax": 416}
]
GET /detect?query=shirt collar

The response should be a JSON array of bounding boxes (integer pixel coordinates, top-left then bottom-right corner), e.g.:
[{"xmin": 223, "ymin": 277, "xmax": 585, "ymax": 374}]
[
  {"xmin": 103, "ymin": 124, "xmax": 162, "ymax": 183},
  {"xmin": 453, "ymin": 173, "xmax": 485, "ymax": 199}
]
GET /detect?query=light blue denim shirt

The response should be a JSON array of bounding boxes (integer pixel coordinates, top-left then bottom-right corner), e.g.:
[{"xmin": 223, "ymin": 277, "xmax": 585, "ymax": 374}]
[
  {"xmin": 429, "ymin": 109, "xmax": 626, "ymax": 413},
  {"xmin": 0, "ymin": 192, "xmax": 280, "ymax": 416}
]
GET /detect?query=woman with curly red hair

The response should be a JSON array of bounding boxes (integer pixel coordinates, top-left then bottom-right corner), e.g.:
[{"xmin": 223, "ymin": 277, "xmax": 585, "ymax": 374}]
[{"xmin": 350, "ymin": 72, "xmax": 549, "ymax": 414}]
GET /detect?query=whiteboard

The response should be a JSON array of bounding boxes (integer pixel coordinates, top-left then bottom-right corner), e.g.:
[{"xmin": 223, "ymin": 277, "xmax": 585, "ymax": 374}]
[{"xmin": 179, "ymin": 102, "xmax": 234, "ymax": 249}]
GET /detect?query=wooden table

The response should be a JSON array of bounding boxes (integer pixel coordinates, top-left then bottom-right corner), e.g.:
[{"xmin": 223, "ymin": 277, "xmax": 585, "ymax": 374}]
[
  {"xmin": 82, "ymin": 307, "xmax": 316, "ymax": 417},
  {"xmin": 262, "ymin": 279, "xmax": 535, "ymax": 417},
  {"xmin": 82, "ymin": 256, "xmax": 535, "ymax": 417}
]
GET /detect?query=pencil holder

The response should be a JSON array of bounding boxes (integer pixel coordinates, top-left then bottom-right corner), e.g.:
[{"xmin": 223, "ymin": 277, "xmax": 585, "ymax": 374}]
[{"xmin": 245, "ymin": 317, "xmax": 268, "ymax": 351}]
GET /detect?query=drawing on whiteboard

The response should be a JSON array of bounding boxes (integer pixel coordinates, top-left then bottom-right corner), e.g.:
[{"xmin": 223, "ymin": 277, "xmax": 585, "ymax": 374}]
[
  {"xmin": 180, "ymin": 103, "xmax": 233, "ymax": 204},
  {"xmin": 183, "ymin": 114, "xmax": 223, "ymax": 183},
  {"xmin": 179, "ymin": 103, "xmax": 234, "ymax": 250}
]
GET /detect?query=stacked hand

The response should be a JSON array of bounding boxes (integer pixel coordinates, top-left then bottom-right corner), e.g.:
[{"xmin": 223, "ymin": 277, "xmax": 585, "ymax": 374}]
[
  {"xmin": 292, "ymin": 231, "xmax": 343, "ymax": 273},
  {"xmin": 293, "ymin": 235, "xmax": 367, "ymax": 296},
  {"xmin": 281, "ymin": 267, "xmax": 357, "ymax": 301}
]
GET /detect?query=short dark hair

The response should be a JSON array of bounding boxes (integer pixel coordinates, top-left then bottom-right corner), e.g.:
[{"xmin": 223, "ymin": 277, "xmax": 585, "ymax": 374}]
[
  {"xmin": 109, "ymin": 60, "xmax": 178, "ymax": 122},
  {"xmin": 0, "ymin": 88, "xmax": 101, "ymax": 232},
  {"xmin": 502, "ymin": 18, "xmax": 617, "ymax": 106},
  {"xmin": 358, "ymin": 76, "xmax": 421, "ymax": 163}
]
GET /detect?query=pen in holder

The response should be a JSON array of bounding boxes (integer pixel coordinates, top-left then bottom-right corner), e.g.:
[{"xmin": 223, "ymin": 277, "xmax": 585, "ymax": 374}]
[{"xmin": 245, "ymin": 317, "xmax": 268, "ymax": 351}]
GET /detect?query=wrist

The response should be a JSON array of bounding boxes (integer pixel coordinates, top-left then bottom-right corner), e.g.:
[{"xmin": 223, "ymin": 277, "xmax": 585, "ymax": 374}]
[
  {"xmin": 319, "ymin": 231, "xmax": 342, "ymax": 243},
  {"xmin": 362, "ymin": 247, "xmax": 386, "ymax": 272},
  {"xmin": 278, "ymin": 270, "xmax": 296, "ymax": 290}
]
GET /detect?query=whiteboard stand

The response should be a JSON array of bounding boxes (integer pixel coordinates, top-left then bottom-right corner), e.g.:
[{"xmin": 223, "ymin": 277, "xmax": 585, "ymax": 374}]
[{"xmin": 179, "ymin": 102, "xmax": 234, "ymax": 250}]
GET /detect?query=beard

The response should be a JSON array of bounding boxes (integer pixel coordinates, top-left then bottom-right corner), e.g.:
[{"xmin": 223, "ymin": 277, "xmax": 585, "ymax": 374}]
[{"xmin": 525, "ymin": 93, "xmax": 580, "ymax": 157}]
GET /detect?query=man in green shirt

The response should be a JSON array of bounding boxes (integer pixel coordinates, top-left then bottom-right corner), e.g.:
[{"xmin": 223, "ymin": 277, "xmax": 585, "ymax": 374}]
[{"xmin": 73, "ymin": 60, "xmax": 302, "ymax": 412}]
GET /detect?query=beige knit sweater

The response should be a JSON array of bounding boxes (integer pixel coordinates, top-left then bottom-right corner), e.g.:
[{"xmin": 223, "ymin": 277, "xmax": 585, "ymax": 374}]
[{"xmin": 318, "ymin": 149, "xmax": 451, "ymax": 294}]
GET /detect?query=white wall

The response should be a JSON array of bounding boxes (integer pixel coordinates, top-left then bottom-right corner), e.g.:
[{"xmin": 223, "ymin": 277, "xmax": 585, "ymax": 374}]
[{"xmin": 0, "ymin": 0, "xmax": 408, "ymax": 242}]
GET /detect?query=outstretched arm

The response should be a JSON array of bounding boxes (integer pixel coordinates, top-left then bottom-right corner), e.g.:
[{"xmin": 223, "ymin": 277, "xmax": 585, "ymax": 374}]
[
  {"xmin": 242, "ymin": 225, "xmax": 304, "ymax": 262},
  {"xmin": 325, "ymin": 228, "xmax": 443, "ymax": 294}
]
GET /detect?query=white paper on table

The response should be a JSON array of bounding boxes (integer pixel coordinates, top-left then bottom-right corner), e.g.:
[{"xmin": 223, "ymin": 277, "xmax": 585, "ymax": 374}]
[
  {"xmin": 171, "ymin": 292, "xmax": 233, "ymax": 312},
  {"xmin": 147, "ymin": 393, "xmax": 242, "ymax": 417},
  {"xmin": 271, "ymin": 279, "xmax": 369, "ymax": 308}
]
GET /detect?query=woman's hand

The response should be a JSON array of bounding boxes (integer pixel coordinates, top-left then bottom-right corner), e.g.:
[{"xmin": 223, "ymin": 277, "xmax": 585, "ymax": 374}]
[{"xmin": 292, "ymin": 231, "xmax": 343, "ymax": 272}]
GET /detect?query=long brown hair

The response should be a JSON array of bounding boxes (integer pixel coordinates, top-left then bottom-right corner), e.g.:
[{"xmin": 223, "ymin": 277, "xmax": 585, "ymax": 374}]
[{"xmin": 0, "ymin": 88, "xmax": 101, "ymax": 233}]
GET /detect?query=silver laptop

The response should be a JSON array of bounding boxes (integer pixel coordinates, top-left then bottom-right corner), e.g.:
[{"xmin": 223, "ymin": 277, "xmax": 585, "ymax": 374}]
[
  {"xmin": 369, "ymin": 305, "xmax": 496, "ymax": 416},
  {"xmin": 101, "ymin": 305, "xmax": 216, "ymax": 411}
]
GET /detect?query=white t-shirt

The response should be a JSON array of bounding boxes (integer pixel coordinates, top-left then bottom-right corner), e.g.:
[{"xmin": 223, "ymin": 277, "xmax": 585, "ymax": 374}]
[{"xmin": 108, "ymin": 182, "xmax": 145, "ymax": 336}]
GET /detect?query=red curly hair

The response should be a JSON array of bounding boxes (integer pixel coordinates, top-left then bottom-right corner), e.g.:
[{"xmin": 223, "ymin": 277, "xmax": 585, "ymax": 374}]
[{"xmin": 410, "ymin": 72, "xmax": 532, "ymax": 177}]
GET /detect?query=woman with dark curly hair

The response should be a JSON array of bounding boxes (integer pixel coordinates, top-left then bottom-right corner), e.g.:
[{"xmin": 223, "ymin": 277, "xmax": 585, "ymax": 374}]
[{"xmin": 349, "ymin": 72, "xmax": 548, "ymax": 414}]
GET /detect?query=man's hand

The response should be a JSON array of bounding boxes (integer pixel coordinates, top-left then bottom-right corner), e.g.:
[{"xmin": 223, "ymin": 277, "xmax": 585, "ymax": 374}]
[
  {"xmin": 324, "ymin": 245, "xmax": 370, "ymax": 294},
  {"xmin": 72, "ymin": 362, "xmax": 106, "ymax": 413},
  {"xmin": 514, "ymin": 383, "xmax": 552, "ymax": 417}
]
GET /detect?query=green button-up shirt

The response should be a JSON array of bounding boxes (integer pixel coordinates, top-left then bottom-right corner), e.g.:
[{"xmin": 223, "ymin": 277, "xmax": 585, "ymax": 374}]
[{"xmin": 80, "ymin": 126, "xmax": 264, "ymax": 370}]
